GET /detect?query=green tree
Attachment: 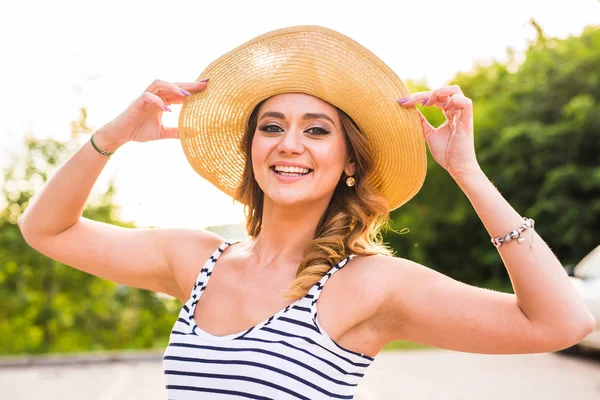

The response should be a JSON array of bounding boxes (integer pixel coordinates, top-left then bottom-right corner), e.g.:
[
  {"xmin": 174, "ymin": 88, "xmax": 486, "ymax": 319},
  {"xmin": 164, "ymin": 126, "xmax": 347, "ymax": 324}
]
[
  {"xmin": 384, "ymin": 25, "xmax": 600, "ymax": 291},
  {"xmin": 0, "ymin": 108, "xmax": 180, "ymax": 355}
]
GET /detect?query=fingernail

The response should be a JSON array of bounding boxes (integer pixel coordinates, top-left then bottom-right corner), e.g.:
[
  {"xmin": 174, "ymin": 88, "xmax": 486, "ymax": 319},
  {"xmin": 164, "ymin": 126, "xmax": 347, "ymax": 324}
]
[
  {"xmin": 421, "ymin": 97, "xmax": 430, "ymax": 106},
  {"xmin": 199, "ymin": 78, "xmax": 209, "ymax": 83},
  {"xmin": 163, "ymin": 105, "xmax": 172, "ymax": 112},
  {"xmin": 396, "ymin": 98, "xmax": 410, "ymax": 103},
  {"xmin": 180, "ymin": 89, "xmax": 191, "ymax": 96},
  {"xmin": 442, "ymin": 100, "xmax": 449, "ymax": 107}
]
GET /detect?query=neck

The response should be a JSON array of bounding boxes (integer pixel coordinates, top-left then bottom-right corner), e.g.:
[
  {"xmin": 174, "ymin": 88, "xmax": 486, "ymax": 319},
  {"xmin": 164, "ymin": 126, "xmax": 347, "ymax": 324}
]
[{"xmin": 246, "ymin": 196, "xmax": 331, "ymax": 270}]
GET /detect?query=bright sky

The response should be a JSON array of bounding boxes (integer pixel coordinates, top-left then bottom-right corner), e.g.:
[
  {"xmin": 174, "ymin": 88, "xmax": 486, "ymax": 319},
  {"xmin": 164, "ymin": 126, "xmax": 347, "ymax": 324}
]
[{"xmin": 2, "ymin": 0, "xmax": 599, "ymax": 229}]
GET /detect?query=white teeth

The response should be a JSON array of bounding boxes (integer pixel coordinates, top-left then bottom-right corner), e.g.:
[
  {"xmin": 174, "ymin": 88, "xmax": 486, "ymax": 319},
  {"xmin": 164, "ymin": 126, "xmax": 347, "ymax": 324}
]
[{"xmin": 273, "ymin": 165, "xmax": 310, "ymax": 174}]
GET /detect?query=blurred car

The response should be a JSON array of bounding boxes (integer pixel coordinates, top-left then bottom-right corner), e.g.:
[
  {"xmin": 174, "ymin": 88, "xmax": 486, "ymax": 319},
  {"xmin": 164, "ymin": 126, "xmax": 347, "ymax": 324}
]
[{"xmin": 562, "ymin": 244, "xmax": 600, "ymax": 352}]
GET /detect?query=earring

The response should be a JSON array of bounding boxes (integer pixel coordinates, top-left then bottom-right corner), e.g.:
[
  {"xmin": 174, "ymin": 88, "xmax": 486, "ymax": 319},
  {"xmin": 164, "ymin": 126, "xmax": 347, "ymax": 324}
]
[{"xmin": 346, "ymin": 176, "xmax": 356, "ymax": 187}]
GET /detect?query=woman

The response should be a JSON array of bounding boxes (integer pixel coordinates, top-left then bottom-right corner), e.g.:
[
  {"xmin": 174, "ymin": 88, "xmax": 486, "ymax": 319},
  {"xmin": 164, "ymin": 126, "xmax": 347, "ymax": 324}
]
[{"xmin": 19, "ymin": 26, "xmax": 594, "ymax": 399}]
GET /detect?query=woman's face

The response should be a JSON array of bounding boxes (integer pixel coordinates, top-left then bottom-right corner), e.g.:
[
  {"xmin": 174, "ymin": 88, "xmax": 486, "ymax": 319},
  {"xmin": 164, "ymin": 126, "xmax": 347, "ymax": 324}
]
[{"xmin": 251, "ymin": 93, "xmax": 355, "ymax": 207}]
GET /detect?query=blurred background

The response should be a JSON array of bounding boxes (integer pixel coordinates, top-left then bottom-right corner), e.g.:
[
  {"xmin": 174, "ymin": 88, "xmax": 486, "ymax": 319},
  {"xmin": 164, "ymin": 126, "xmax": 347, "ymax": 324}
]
[{"xmin": 1, "ymin": 0, "xmax": 599, "ymax": 399}]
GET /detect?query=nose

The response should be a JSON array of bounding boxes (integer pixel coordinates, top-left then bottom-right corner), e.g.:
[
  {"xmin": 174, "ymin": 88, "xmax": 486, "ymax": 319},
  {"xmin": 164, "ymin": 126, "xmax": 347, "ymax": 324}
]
[{"xmin": 277, "ymin": 127, "xmax": 304, "ymax": 154}]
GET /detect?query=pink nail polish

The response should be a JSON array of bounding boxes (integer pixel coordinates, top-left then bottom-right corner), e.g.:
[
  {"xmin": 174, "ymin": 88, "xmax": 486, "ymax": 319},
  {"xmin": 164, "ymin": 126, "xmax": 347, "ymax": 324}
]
[{"xmin": 422, "ymin": 97, "xmax": 430, "ymax": 106}]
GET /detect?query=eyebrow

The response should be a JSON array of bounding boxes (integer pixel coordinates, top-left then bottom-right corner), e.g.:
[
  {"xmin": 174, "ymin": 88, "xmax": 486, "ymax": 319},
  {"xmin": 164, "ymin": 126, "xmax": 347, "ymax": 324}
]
[{"xmin": 258, "ymin": 111, "xmax": 335, "ymax": 125}]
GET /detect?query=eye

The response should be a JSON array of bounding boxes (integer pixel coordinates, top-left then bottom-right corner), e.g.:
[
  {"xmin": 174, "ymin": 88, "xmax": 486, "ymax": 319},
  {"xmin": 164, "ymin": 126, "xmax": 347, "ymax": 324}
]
[
  {"xmin": 306, "ymin": 126, "xmax": 330, "ymax": 136},
  {"xmin": 259, "ymin": 124, "xmax": 283, "ymax": 133},
  {"xmin": 258, "ymin": 124, "xmax": 331, "ymax": 136}
]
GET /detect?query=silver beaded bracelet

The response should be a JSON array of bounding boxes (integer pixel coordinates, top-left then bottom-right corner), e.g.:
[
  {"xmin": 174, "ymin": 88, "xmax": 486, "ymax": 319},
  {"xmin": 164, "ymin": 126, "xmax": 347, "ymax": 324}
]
[{"xmin": 491, "ymin": 217, "xmax": 535, "ymax": 248}]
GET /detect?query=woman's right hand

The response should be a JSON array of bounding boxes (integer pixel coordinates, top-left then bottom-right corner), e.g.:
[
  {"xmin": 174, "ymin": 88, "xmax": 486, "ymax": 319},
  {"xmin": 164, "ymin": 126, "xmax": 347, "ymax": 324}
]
[{"xmin": 96, "ymin": 79, "xmax": 209, "ymax": 148}]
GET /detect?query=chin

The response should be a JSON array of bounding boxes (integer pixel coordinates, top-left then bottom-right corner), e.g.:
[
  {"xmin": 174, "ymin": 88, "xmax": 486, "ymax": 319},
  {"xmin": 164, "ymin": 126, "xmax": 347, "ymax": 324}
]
[{"xmin": 266, "ymin": 191, "xmax": 313, "ymax": 206}]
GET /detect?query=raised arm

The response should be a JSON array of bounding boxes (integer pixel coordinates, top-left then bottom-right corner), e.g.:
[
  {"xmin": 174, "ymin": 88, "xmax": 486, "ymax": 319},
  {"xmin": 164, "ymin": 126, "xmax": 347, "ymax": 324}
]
[
  {"xmin": 17, "ymin": 79, "xmax": 218, "ymax": 301},
  {"xmin": 367, "ymin": 86, "xmax": 595, "ymax": 354}
]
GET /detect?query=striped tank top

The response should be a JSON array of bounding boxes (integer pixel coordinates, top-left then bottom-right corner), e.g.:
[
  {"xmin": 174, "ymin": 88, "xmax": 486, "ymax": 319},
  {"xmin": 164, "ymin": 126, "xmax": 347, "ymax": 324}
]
[{"xmin": 163, "ymin": 239, "xmax": 375, "ymax": 399}]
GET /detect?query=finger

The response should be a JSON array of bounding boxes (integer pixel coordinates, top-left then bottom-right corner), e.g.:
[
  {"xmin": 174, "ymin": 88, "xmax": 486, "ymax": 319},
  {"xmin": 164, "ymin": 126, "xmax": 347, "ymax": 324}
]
[
  {"xmin": 440, "ymin": 94, "xmax": 473, "ymax": 127},
  {"xmin": 422, "ymin": 85, "xmax": 464, "ymax": 107},
  {"xmin": 162, "ymin": 126, "xmax": 180, "ymax": 139},
  {"xmin": 145, "ymin": 79, "xmax": 182, "ymax": 97},
  {"xmin": 397, "ymin": 85, "xmax": 465, "ymax": 107},
  {"xmin": 146, "ymin": 79, "xmax": 209, "ymax": 103},
  {"xmin": 173, "ymin": 79, "xmax": 210, "ymax": 93},
  {"xmin": 397, "ymin": 91, "xmax": 430, "ymax": 107},
  {"xmin": 415, "ymin": 109, "xmax": 435, "ymax": 137},
  {"xmin": 139, "ymin": 91, "xmax": 172, "ymax": 113},
  {"xmin": 163, "ymin": 79, "xmax": 210, "ymax": 105}
]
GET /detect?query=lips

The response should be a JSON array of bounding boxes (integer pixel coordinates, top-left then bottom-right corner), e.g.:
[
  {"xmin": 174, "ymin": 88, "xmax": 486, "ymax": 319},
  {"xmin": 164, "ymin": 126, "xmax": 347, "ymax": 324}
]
[
  {"xmin": 270, "ymin": 166, "xmax": 313, "ymax": 181},
  {"xmin": 270, "ymin": 166, "xmax": 312, "ymax": 175}
]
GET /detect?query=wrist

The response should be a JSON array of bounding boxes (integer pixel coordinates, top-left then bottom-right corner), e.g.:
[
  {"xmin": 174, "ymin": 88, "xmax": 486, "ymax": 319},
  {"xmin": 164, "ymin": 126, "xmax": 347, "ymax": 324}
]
[
  {"xmin": 92, "ymin": 126, "xmax": 126, "ymax": 153},
  {"xmin": 450, "ymin": 164, "xmax": 485, "ymax": 184}
]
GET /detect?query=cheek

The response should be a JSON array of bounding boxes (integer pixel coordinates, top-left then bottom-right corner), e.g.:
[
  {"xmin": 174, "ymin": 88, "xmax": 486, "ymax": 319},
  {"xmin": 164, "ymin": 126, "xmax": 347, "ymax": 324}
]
[
  {"xmin": 312, "ymin": 147, "xmax": 346, "ymax": 183},
  {"xmin": 250, "ymin": 137, "xmax": 263, "ymax": 164},
  {"xmin": 250, "ymin": 137, "xmax": 270, "ymax": 179}
]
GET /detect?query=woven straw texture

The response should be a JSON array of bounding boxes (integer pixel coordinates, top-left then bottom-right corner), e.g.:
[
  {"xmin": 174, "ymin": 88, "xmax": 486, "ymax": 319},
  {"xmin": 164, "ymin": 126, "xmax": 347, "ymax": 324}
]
[{"xmin": 179, "ymin": 25, "xmax": 427, "ymax": 211}]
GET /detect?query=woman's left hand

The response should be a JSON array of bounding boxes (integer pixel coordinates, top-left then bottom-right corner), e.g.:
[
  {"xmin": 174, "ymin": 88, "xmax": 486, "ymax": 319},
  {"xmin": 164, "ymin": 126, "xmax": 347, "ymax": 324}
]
[{"xmin": 397, "ymin": 85, "xmax": 481, "ymax": 179}]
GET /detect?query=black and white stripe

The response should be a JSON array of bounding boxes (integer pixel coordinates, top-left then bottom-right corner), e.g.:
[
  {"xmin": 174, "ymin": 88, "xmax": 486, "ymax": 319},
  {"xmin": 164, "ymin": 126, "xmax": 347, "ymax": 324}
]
[{"xmin": 163, "ymin": 240, "xmax": 374, "ymax": 399}]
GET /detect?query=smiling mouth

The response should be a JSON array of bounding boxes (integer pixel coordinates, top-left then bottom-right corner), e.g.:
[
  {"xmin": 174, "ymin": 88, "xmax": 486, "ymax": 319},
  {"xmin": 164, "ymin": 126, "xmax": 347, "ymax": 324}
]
[{"xmin": 270, "ymin": 166, "xmax": 313, "ymax": 177}]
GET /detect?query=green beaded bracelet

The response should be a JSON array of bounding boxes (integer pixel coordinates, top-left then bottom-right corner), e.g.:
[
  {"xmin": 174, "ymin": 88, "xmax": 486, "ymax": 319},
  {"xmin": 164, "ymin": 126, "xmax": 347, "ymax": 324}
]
[{"xmin": 90, "ymin": 133, "xmax": 115, "ymax": 158}]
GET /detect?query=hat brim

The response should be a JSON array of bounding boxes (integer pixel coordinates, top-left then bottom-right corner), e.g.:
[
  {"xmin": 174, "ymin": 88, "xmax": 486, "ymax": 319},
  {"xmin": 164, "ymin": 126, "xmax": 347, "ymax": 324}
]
[{"xmin": 179, "ymin": 25, "xmax": 427, "ymax": 211}]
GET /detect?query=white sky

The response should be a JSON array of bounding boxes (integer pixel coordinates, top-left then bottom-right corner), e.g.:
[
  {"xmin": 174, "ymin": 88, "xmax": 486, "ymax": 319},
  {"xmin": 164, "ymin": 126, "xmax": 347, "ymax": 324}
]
[{"xmin": 1, "ymin": 0, "xmax": 599, "ymax": 229}]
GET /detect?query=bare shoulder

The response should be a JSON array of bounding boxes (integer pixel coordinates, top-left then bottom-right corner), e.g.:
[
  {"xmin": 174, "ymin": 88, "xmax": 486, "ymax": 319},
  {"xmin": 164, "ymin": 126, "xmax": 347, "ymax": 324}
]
[
  {"xmin": 345, "ymin": 253, "xmax": 415, "ymax": 339},
  {"xmin": 315, "ymin": 252, "xmax": 408, "ymax": 355},
  {"xmin": 326, "ymin": 252, "xmax": 402, "ymax": 305},
  {"xmin": 351, "ymin": 253, "xmax": 442, "ymax": 334},
  {"xmin": 165, "ymin": 229, "xmax": 225, "ymax": 304},
  {"xmin": 340, "ymin": 252, "xmax": 409, "ymax": 296},
  {"xmin": 338, "ymin": 252, "xmax": 397, "ymax": 290},
  {"xmin": 320, "ymin": 253, "xmax": 399, "ymax": 331}
]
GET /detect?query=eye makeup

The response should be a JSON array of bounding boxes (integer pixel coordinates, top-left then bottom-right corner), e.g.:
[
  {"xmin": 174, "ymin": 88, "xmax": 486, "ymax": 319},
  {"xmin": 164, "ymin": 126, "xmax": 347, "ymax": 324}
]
[{"xmin": 258, "ymin": 124, "xmax": 330, "ymax": 136}]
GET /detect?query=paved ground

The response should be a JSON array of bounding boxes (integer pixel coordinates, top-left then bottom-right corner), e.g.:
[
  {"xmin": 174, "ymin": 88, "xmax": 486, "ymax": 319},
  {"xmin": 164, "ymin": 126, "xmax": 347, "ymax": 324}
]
[{"xmin": 1, "ymin": 348, "xmax": 599, "ymax": 399}]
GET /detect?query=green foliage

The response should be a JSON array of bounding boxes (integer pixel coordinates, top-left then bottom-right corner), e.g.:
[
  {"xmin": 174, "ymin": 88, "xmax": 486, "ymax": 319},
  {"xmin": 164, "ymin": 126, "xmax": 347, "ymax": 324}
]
[
  {"xmin": 383, "ymin": 340, "xmax": 433, "ymax": 352},
  {"xmin": 384, "ymin": 26, "xmax": 600, "ymax": 289},
  {"xmin": 0, "ymin": 111, "xmax": 180, "ymax": 356}
]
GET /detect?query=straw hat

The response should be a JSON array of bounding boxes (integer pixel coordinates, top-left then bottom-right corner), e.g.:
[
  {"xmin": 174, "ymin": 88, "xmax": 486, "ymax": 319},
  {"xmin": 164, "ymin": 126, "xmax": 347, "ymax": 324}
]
[{"xmin": 178, "ymin": 25, "xmax": 427, "ymax": 211}]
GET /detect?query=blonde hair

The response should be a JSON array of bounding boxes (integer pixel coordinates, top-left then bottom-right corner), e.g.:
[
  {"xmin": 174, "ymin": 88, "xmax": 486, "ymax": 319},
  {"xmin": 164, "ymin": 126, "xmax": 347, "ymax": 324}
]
[{"xmin": 234, "ymin": 98, "xmax": 395, "ymax": 300}]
